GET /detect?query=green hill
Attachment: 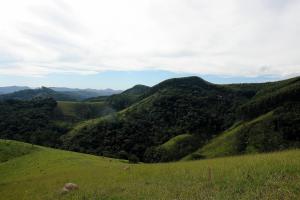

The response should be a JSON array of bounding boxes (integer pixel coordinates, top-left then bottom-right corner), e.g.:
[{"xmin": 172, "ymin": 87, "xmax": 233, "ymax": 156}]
[
  {"xmin": 50, "ymin": 87, "xmax": 122, "ymax": 99},
  {"xmin": 63, "ymin": 76, "xmax": 252, "ymax": 161},
  {"xmin": 185, "ymin": 103, "xmax": 300, "ymax": 160},
  {"xmin": 85, "ymin": 84, "xmax": 150, "ymax": 111},
  {"xmin": 0, "ymin": 87, "xmax": 77, "ymax": 101},
  {"xmin": 184, "ymin": 112, "xmax": 275, "ymax": 160},
  {"xmin": 0, "ymin": 86, "xmax": 30, "ymax": 94},
  {"xmin": 56, "ymin": 101, "xmax": 115, "ymax": 121},
  {"xmin": 0, "ymin": 87, "xmax": 122, "ymax": 101},
  {"xmin": 1, "ymin": 139, "xmax": 299, "ymax": 200},
  {"xmin": 144, "ymin": 134, "xmax": 201, "ymax": 162},
  {"xmin": 0, "ymin": 140, "xmax": 38, "ymax": 163},
  {"xmin": 0, "ymin": 98, "xmax": 67, "ymax": 145},
  {"xmin": 62, "ymin": 76, "xmax": 300, "ymax": 162},
  {"xmin": 0, "ymin": 76, "xmax": 299, "ymax": 163},
  {"xmin": 238, "ymin": 76, "xmax": 300, "ymax": 119},
  {"xmin": 105, "ymin": 84, "xmax": 150, "ymax": 111}
]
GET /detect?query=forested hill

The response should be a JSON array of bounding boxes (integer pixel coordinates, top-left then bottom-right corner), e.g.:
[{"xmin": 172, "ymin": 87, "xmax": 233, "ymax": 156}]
[
  {"xmin": 0, "ymin": 76, "xmax": 299, "ymax": 163},
  {"xmin": 62, "ymin": 76, "xmax": 300, "ymax": 162},
  {"xmin": 0, "ymin": 86, "xmax": 30, "ymax": 94},
  {"xmin": 105, "ymin": 84, "xmax": 150, "ymax": 110},
  {"xmin": 0, "ymin": 87, "xmax": 77, "ymax": 101},
  {"xmin": 0, "ymin": 87, "xmax": 122, "ymax": 101}
]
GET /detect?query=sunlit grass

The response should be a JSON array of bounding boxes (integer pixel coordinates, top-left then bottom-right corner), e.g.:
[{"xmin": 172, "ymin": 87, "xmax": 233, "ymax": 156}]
[{"xmin": 0, "ymin": 139, "xmax": 299, "ymax": 200}]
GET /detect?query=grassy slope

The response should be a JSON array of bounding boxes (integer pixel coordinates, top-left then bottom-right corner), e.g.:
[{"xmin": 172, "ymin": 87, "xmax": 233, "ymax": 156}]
[
  {"xmin": 155, "ymin": 134, "xmax": 202, "ymax": 161},
  {"xmin": 183, "ymin": 112, "xmax": 274, "ymax": 160},
  {"xmin": 1, "ymin": 140, "xmax": 300, "ymax": 200},
  {"xmin": 161, "ymin": 134, "xmax": 194, "ymax": 150},
  {"xmin": 0, "ymin": 140, "xmax": 38, "ymax": 163}
]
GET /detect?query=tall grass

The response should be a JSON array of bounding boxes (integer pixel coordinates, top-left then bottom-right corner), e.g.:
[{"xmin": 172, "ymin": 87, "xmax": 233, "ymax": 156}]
[{"xmin": 0, "ymin": 140, "xmax": 299, "ymax": 200}]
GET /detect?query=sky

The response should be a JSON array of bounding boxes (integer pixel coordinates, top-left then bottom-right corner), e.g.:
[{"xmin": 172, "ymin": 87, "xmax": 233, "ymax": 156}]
[{"xmin": 0, "ymin": 0, "xmax": 299, "ymax": 89}]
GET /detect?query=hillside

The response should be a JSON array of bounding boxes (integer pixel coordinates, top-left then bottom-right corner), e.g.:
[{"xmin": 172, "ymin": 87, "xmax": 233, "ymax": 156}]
[
  {"xmin": 0, "ymin": 87, "xmax": 77, "ymax": 101},
  {"xmin": 238, "ymin": 76, "xmax": 300, "ymax": 119},
  {"xmin": 0, "ymin": 86, "xmax": 122, "ymax": 101},
  {"xmin": 183, "ymin": 77, "xmax": 300, "ymax": 160},
  {"xmin": 54, "ymin": 84, "xmax": 151, "ymax": 121},
  {"xmin": 184, "ymin": 106, "xmax": 299, "ymax": 160},
  {"xmin": 0, "ymin": 140, "xmax": 38, "ymax": 162},
  {"xmin": 63, "ymin": 77, "xmax": 255, "ymax": 161},
  {"xmin": 63, "ymin": 76, "xmax": 300, "ymax": 162},
  {"xmin": 84, "ymin": 84, "xmax": 150, "ymax": 109},
  {"xmin": 50, "ymin": 87, "xmax": 122, "ymax": 99},
  {"xmin": 56, "ymin": 101, "xmax": 115, "ymax": 121},
  {"xmin": 0, "ymin": 86, "xmax": 30, "ymax": 94},
  {"xmin": 0, "ymin": 76, "xmax": 299, "ymax": 163},
  {"xmin": 0, "ymin": 98, "xmax": 69, "ymax": 147},
  {"xmin": 105, "ymin": 84, "xmax": 150, "ymax": 110},
  {"xmin": 0, "ymin": 139, "xmax": 299, "ymax": 200}
]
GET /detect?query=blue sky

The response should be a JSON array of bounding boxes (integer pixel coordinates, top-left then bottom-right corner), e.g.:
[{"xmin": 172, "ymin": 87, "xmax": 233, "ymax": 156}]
[
  {"xmin": 0, "ymin": 0, "xmax": 299, "ymax": 89},
  {"xmin": 0, "ymin": 70, "xmax": 281, "ymax": 90}
]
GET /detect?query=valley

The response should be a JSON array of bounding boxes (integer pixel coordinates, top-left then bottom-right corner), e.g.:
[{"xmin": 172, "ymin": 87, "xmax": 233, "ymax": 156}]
[{"xmin": 0, "ymin": 76, "xmax": 299, "ymax": 199}]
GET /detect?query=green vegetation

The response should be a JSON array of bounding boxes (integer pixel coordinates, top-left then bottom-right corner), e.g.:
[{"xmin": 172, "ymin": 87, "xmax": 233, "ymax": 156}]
[
  {"xmin": 238, "ymin": 77, "xmax": 300, "ymax": 119},
  {"xmin": 0, "ymin": 76, "xmax": 299, "ymax": 163},
  {"xmin": 0, "ymin": 140, "xmax": 299, "ymax": 200},
  {"xmin": 0, "ymin": 140, "xmax": 38, "ymax": 163},
  {"xmin": 64, "ymin": 76, "xmax": 254, "ymax": 161},
  {"xmin": 0, "ymin": 87, "xmax": 77, "ymax": 101},
  {"xmin": 185, "ymin": 113, "xmax": 275, "ymax": 160},
  {"xmin": 187, "ymin": 102, "xmax": 300, "ymax": 160},
  {"xmin": 0, "ymin": 87, "xmax": 122, "ymax": 101},
  {"xmin": 0, "ymin": 98, "xmax": 69, "ymax": 147},
  {"xmin": 145, "ymin": 134, "xmax": 201, "ymax": 162},
  {"xmin": 105, "ymin": 84, "xmax": 150, "ymax": 111},
  {"xmin": 1, "ymin": 76, "xmax": 299, "ymax": 199},
  {"xmin": 56, "ymin": 101, "xmax": 115, "ymax": 121}
]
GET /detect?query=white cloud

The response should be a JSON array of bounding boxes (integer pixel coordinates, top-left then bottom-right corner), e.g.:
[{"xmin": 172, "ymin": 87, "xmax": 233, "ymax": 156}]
[{"xmin": 0, "ymin": 0, "xmax": 299, "ymax": 77}]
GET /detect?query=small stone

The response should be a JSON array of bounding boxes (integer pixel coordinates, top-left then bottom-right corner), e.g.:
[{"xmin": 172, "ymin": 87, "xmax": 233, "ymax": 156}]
[{"xmin": 61, "ymin": 183, "xmax": 79, "ymax": 194}]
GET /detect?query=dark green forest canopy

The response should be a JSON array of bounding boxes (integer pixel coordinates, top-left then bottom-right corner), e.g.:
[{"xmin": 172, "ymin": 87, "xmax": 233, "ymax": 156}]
[
  {"xmin": 0, "ymin": 98, "xmax": 69, "ymax": 147},
  {"xmin": 62, "ymin": 76, "xmax": 300, "ymax": 161},
  {"xmin": 0, "ymin": 76, "xmax": 299, "ymax": 162}
]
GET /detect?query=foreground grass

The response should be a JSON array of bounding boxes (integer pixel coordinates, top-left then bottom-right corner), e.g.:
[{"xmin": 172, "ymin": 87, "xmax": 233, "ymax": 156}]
[
  {"xmin": 0, "ymin": 140, "xmax": 299, "ymax": 200},
  {"xmin": 0, "ymin": 140, "xmax": 37, "ymax": 163}
]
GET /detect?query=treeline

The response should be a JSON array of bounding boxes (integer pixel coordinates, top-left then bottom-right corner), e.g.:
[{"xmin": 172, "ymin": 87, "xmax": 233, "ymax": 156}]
[
  {"xmin": 0, "ymin": 98, "xmax": 69, "ymax": 147},
  {"xmin": 238, "ymin": 78, "xmax": 300, "ymax": 119},
  {"xmin": 235, "ymin": 102, "xmax": 300, "ymax": 154}
]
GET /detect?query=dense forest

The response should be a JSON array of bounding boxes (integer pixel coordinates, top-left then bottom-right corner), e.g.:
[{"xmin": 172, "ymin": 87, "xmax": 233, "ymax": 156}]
[
  {"xmin": 0, "ymin": 76, "xmax": 299, "ymax": 162},
  {"xmin": 0, "ymin": 98, "xmax": 69, "ymax": 147}
]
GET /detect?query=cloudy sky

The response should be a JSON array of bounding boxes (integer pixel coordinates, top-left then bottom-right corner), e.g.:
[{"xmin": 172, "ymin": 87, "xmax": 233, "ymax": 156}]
[{"xmin": 0, "ymin": 0, "xmax": 299, "ymax": 89}]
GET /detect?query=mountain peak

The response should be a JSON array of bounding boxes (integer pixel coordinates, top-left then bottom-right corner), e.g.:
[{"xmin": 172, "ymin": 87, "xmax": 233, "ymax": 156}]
[
  {"xmin": 122, "ymin": 84, "xmax": 150, "ymax": 95},
  {"xmin": 149, "ymin": 76, "xmax": 212, "ymax": 93}
]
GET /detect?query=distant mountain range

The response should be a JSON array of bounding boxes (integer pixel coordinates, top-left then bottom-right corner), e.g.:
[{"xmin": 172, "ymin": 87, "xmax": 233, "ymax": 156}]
[
  {"xmin": 0, "ymin": 86, "xmax": 122, "ymax": 100},
  {"xmin": 0, "ymin": 86, "xmax": 30, "ymax": 94}
]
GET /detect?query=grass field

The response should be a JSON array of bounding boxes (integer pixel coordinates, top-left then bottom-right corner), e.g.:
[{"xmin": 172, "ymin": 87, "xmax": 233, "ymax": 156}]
[{"xmin": 0, "ymin": 139, "xmax": 299, "ymax": 200}]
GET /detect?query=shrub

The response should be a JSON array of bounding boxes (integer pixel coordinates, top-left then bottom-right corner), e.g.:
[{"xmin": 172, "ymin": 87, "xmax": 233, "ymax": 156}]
[{"xmin": 128, "ymin": 154, "xmax": 139, "ymax": 164}]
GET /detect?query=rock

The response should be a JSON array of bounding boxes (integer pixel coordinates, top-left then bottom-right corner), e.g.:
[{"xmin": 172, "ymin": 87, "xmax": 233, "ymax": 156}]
[{"xmin": 61, "ymin": 183, "xmax": 79, "ymax": 194}]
